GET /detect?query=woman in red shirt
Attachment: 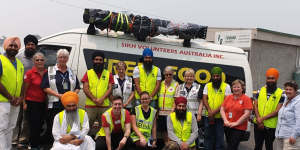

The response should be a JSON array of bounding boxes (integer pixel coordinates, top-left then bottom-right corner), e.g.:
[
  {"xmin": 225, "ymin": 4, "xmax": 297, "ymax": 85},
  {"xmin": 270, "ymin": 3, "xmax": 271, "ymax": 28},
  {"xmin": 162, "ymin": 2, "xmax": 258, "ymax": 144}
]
[
  {"xmin": 23, "ymin": 52, "xmax": 47, "ymax": 149},
  {"xmin": 220, "ymin": 79, "xmax": 253, "ymax": 150}
]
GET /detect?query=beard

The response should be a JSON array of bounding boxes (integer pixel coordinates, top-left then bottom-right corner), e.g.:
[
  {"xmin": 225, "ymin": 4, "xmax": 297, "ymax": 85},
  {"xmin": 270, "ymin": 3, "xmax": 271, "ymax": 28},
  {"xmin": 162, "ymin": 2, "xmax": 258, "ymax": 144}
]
[
  {"xmin": 212, "ymin": 78, "xmax": 222, "ymax": 89},
  {"xmin": 6, "ymin": 49, "xmax": 18, "ymax": 57},
  {"xmin": 266, "ymin": 81, "xmax": 277, "ymax": 93},
  {"xmin": 143, "ymin": 61, "xmax": 153, "ymax": 73},
  {"xmin": 93, "ymin": 63, "xmax": 104, "ymax": 73},
  {"xmin": 175, "ymin": 109, "xmax": 187, "ymax": 121},
  {"xmin": 65, "ymin": 109, "xmax": 78, "ymax": 127},
  {"xmin": 24, "ymin": 49, "xmax": 36, "ymax": 58}
]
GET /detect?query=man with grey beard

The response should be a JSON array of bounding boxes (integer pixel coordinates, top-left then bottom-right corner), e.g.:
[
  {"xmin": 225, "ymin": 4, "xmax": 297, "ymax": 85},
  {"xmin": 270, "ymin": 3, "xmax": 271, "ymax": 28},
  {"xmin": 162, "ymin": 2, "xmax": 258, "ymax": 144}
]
[
  {"xmin": 164, "ymin": 97, "xmax": 198, "ymax": 150},
  {"xmin": 51, "ymin": 91, "xmax": 95, "ymax": 150}
]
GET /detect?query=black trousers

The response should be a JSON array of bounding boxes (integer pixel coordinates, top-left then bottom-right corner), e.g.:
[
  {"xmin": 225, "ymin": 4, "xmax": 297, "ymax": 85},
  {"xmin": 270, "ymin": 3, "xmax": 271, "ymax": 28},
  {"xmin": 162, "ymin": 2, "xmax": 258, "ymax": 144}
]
[
  {"xmin": 224, "ymin": 127, "xmax": 244, "ymax": 150},
  {"xmin": 254, "ymin": 124, "xmax": 276, "ymax": 150},
  {"xmin": 26, "ymin": 100, "xmax": 46, "ymax": 147},
  {"xmin": 96, "ymin": 133, "xmax": 133, "ymax": 150},
  {"xmin": 44, "ymin": 102, "xmax": 64, "ymax": 145}
]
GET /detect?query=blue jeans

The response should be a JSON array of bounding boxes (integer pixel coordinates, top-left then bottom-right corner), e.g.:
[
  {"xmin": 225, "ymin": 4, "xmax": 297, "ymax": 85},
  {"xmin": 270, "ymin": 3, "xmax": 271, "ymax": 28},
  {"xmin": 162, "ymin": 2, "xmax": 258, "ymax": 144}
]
[{"xmin": 203, "ymin": 117, "xmax": 224, "ymax": 150}]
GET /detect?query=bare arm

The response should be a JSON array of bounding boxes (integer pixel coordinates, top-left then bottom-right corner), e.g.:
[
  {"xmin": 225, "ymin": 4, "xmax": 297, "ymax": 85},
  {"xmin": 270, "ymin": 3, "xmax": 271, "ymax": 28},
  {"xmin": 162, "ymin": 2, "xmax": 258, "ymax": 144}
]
[
  {"xmin": 99, "ymin": 83, "xmax": 112, "ymax": 104},
  {"xmin": 74, "ymin": 89, "xmax": 80, "ymax": 94},
  {"xmin": 0, "ymin": 82, "xmax": 13, "ymax": 101},
  {"xmin": 203, "ymin": 95, "xmax": 212, "ymax": 113},
  {"xmin": 134, "ymin": 78, "xmax": 142, "ymax": 96},
  {"xmin": 234, "ymin": 109, "xmax": 251, "ymax": 126},
  {"xmin": 83, "ymin": 82, "xmax": 97, "ymax": 101},
  {"xmin": 44, "ymin": 88, "xmax": 61, "ymax": 98},
  {"xmin": 220, "ymin": 106, "xmax": 228, "ymax": 123},
  {"xmin": 130, "ymin": 115, "xmax": 144, "ymax": 138},
  {"xmin": 124, "ymin": 123, "xmax": 131, "ymax": 138},
  {"xmin": 254, "ymin": 100, "xmax": 260, "ymax": 119},
  {"xmin": 261, "ymin": 104, "xmax": 283, "ymax": 121},
  {"xmin": 152, "ymin": 116, "xmax": 157, "ymax": 140},
  {"xmin": 150, "ymin": 80, "xmax": 161, "ymax": 99},
  {"xmin": 104, "ymin": 127, "xmax": 112, "ymax": 150}
]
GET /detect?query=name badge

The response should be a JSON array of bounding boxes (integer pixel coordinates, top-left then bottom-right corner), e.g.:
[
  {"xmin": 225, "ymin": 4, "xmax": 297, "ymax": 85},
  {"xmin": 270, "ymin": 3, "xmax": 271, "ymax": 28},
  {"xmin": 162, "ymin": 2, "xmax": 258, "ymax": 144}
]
[
  {"xmin": 115, "ymin": 120, "xmax": 121, "ymax": 124},
  {"xmin": 229, "ymin": 112, "xmax": 233, "ymax": 119},
  {"xmin": 113, "ymin": 84, "xmax": 118, "ymax": 89},
  {"xmin": 239, "ymin": 100, "xmax": 243, "ymax": 105},
  {"xmin": 63, "ymin": 81, "xmax": 68, "ymax": 90},
  {"xmin": 180, "ymin": 91, "xmax": 186, "ymax": 95}
]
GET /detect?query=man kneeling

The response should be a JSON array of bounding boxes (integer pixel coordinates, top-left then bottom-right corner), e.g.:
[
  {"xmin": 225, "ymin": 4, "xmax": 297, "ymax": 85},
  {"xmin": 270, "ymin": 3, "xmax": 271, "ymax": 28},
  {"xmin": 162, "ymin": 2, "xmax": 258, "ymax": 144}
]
[
  {"xmin": 51, "ymin": 91, "xmax": 95, "ymax": 150},
  {"xmin": 163, "ymin": 97, "xmax": 198, "ymax": 150},
  {"xmin": 96, "ymin": 96, "xmax": 132, "ymax": 150}
]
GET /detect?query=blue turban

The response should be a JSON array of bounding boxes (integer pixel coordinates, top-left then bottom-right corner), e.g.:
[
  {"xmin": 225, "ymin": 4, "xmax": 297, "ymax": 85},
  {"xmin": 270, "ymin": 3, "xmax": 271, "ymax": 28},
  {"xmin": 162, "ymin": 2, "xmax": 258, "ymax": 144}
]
[{"xmin": 142, "ymin": 48, "xmax": 153, "ymax": 57}]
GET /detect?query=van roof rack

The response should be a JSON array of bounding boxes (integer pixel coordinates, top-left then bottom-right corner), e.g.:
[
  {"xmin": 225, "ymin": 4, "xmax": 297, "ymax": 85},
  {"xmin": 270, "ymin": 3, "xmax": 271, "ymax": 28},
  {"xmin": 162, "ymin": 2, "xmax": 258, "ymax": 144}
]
[{"xmin": 83, "ymin": 8, "xmax": 207, "ymax": 47}]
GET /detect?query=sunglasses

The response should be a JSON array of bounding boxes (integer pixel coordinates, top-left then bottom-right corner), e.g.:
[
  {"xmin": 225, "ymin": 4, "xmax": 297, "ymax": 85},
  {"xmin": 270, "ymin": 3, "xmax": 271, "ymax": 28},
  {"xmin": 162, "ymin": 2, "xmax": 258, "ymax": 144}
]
[
  {"xmin": 35, "ymin": 59, "xmax": 45, "ymax": 62},
  {"xmin": 165, "ymin": 73, "xmax": 173, "ymax": 76}
]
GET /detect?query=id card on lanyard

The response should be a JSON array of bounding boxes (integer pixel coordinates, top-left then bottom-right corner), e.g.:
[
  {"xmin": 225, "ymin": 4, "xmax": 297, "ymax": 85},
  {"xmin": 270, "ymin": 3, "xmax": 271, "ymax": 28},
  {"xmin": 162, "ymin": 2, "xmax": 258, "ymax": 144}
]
[{"xmin": 61, "ymin": 72, "xmax": 69, "ymax": 90}]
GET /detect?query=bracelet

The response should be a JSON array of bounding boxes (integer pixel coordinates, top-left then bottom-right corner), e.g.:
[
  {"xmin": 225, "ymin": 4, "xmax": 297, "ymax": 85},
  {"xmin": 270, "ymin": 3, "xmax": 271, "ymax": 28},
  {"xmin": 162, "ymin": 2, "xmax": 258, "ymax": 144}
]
[
  {"xmin": 153, "ymin": 138, "xmax": 157, "ymax": 142},
  {"xmin": 124, "ymin": 135, "xmax": 129, "ymax": 139}
]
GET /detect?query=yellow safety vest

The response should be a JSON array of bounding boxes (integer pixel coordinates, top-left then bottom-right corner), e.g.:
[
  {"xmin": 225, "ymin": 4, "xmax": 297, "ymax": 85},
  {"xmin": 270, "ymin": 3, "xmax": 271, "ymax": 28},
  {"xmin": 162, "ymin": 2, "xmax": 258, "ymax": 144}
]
[
  {"xmin": 85, "ymin": 69, "xmax": 110, "ymax": 106},
  {"xmin": 205, "ymin": 82, "xmax": 227, "ymax": 118},
  {"xmin": 97, "ymin": 108, "xmax": 126, "ymax": 136},
  {"xmin": 59, "ymin": 109, "xmax": 85, "ymax": 133},
  {"xmin": 0, "ymin": 55, "xmax": 24, "ymax": 102},
  {"xmin": 170, "ymin": 111, "xmax": 196, "ymax": 147},
  {"xmin": 253, "ymin": 87, "xmax": 283, "ymax": 128},
  {"xmin": 135, "ymin": 65, "xmax": 158, "ymax": 100},
  {"xmin": 158, "ymin": 80, "xmax": 178, "ymax": 111},
  {"xmin": 131, "ymin": 105, "xmax": 157, "ymax": 142}
]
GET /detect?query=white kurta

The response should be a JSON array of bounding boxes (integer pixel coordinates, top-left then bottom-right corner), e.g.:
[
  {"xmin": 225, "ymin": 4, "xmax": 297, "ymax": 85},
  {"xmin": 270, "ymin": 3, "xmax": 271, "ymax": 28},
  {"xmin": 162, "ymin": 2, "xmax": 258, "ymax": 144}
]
[{"xmin": 51, "ymin": 111, "xmax": 95, "ymax": 150}]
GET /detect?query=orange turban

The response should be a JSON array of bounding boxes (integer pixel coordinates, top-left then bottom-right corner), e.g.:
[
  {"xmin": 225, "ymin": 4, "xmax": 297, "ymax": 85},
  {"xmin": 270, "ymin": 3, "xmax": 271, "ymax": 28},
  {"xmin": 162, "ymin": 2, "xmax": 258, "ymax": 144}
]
[
  {"xmin": 61, "ymin": 91, "xmax": 79, "ymax": 107},
  {"xmin": 3, "ymin": 37, "xmax": 21, "ymax": 50},
  {"xmin": 266, "ymin": 68, "xmax": 279, "ymax": 80}
]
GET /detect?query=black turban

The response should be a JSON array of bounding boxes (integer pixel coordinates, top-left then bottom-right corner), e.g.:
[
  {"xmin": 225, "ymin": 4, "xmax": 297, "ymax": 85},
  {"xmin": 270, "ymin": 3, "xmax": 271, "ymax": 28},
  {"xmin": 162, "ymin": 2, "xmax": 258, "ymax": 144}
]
[
  {"xmin": 92, "ymin": 51, "xmax": 105, "ymax": 60},
  {"xmin": 24, "ymin": 34, "xmax": 38, "ymax": 45}
]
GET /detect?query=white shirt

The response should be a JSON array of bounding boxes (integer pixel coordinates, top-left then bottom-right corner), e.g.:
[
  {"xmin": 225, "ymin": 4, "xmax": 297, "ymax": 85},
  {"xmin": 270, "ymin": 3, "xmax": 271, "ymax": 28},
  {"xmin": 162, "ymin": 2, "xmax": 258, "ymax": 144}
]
[
  {"xmin": 133, "ymin": 65, "xmax": 162, "ymax": 80},
  {"xmin": 203, "ymin": 83, "xmax": 231, "ymax": 96}
]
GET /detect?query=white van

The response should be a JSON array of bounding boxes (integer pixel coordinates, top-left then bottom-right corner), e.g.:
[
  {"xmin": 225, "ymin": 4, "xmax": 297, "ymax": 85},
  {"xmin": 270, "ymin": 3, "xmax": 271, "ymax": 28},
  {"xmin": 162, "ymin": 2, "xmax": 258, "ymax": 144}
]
[{"xmin": 25, "ymin": 28, "xmax": 252, "ymax": 105}]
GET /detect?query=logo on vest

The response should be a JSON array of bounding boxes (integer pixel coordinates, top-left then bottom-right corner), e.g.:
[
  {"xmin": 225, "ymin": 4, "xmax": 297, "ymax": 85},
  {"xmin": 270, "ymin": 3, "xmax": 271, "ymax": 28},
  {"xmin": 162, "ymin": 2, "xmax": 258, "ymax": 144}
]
[{"xmin": 168, "ymin": 87, "xmax": 174, "ymax": 92}]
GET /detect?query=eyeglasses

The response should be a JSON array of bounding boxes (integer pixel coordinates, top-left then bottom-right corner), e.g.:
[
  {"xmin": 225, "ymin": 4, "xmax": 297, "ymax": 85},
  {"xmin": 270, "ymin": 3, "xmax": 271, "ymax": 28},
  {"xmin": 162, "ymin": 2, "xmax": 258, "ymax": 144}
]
[
  {"xmin": 35, "ymin": 59, "xmax": 45, "ymax": 62},
  {"xmin": 165, "ymin": 73, "xmax": 173, "ymax": 77}
]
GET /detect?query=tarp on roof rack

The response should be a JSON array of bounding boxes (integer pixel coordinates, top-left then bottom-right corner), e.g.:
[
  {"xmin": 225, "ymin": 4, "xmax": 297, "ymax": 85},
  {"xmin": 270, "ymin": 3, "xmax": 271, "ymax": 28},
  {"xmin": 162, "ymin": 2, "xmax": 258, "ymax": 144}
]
[{"xmin": 83, "ymin": 8, "xmax": 207, "ymax": 42}]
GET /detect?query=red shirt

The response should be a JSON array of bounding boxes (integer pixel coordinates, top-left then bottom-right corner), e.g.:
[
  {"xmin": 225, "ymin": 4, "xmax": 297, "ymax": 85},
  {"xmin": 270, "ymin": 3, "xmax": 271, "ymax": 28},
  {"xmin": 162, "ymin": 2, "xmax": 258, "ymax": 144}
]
[
  {"xmin": 24, "ymin": 67, "xmax": 47, "ymax": 102},
  {"xmin": 81, "ymin": 71, "xmax": 114, "ymax": 84},
  {"xmin": 102, "ymin": 109, "xmax": 131, "ymax": 133},
  {"xmin": 222, "ymin": 94, "xmax": 253, "ymax": 131}
]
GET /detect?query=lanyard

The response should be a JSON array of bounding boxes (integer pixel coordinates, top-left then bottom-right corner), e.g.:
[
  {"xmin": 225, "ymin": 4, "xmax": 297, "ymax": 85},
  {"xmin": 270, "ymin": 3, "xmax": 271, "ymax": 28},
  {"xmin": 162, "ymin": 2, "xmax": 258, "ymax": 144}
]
[{"xmin": 60, "ymin": 72, "xmax": 68, "ymax": 84}]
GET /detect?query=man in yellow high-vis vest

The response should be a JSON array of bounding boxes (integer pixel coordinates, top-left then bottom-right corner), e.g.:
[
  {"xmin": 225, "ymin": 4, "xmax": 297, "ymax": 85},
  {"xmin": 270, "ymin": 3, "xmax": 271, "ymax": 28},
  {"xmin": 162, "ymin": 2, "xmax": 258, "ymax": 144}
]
[
  {"xmin": 164, "ymin": 97, "xmax": 198, "ymax": 150},
  {"xmin": 51, "ymin": 91, "xmax": 95, "ymax": 150},
  {"xmin": 82, "ymin": 51, "xmax": 113, "ymax": 136},
  {"xmin": 253, "ymin": 68, "xmax": 284, "ymax": 150},
  {"xmin": 133, "ymin": 48, "xmax": 161, "ymax": 109},
  {"xmin": 0, "ymin": 37, "xmax": 24, "ymax": 150},
  {"xmin": 95, "ymin": 96, "xmax": 132, "ymax": 150},
  {"xmin": 203, "ymin": 66, "xmax": 231, "ymax": 150}
]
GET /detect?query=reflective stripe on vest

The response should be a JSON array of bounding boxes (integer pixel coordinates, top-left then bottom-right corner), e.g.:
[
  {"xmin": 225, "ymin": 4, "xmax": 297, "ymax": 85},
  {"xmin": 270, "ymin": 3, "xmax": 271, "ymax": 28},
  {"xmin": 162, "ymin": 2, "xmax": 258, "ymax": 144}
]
[
  {"xmin": 158, "ymin": 80, "xmax": 178, "ymax": 111},
  {"xmin": 86, "ymin": 69, "xmax": 110, "ymax": 106},
  {"xmin": 59, "ymin": 109, "xmax": 85, "ymax": 133},
  {"xmin": 97, "ymin": 108, "xmax": 126, "ymax": 136},
  {"xmin": 130, "ymin": 105, "xmax": 157, "ymax": 142},
  {"xmin": 170, "ymin": 111, "xmax": 196, "ymax": 147},
  {"xmin": 177, "ymin": 82, "xmax": 200, "ymax": 115},
  {"xmin": 48, "ymin": 65, "xmax": 76, "ymax": 103},
  {"xmin": 112, "ymin": 75, "xmax": 133, "ymax": 107},
  {"xmin": 135, "ymin": 65, "xmax": 158, "ymax": 100},
  {"xmin": 0, "ymin": 55, "xmax": 24, "ymax": 102},
  {"xmin": 254, "ymin": 87, "xmax": 283, "ymax": 128},
  {"xmin": 205, "ymin": 82, "xmax": 227, "ymax": 118}
]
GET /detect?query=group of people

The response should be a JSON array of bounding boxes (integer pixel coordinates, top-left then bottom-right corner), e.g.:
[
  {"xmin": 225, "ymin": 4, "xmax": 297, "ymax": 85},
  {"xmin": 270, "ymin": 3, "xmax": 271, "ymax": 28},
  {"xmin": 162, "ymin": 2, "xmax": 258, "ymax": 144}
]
[{"xmin": 0, "ymin": 35, "xmax": 299, "ymax": 150}]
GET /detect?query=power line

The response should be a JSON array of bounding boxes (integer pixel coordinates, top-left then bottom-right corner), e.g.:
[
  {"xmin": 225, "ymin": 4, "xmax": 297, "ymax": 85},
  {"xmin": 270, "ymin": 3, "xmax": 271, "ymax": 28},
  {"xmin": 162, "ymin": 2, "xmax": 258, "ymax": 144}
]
[{"xmin": 49, "ymin": 0, "xmax": 84, "ymax": 10}]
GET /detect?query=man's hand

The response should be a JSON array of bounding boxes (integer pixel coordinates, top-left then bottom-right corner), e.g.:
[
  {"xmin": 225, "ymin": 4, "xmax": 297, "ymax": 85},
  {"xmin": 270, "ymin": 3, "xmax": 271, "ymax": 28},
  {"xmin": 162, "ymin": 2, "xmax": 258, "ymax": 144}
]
[
  {"xmin": 180, "ymin": 142, "xmax": 189, "ymax": 150},
  {"xmin": 257, "ymin": 123, "xmax": 264, "ymax": 130},
  {"xmin": 139, "ymin": 136, "xmax": 147, "ymax": 147},
  {"xmin": 69, "ymin": 139, "xmax": 83, "ymax": 146},
  {"xmin": 257, "ymin": 117, "xmax": 263, "ymax": 124},
  {"xmin": 59, "ymin": 135, "xmax": 74, "ymax": 144},
  {"xmin": 151, "ymin": 140, "xmax": 157, "ymax": 148},
  {"xmin": 116, "ymin": 137, "xmax": 127, "ymax": 150},
  {"xmin": 197, "ymin": 114, "xmax": 202, "ymax": 122},
  {"xmin": 289, "ymin": 137, "xmax": 296, "ymax": 145},
  {"xmin": 207, "ymin": 109, "xmax": 214, "ymax": 118},
  {"xmin": 15, "ymin": 97, "xmax": 23, "ymax": 106},
  {"xmin": 23, "ymin": 103, "xmax": 27, "ymax": 110},
  {"xmin": 95, "ymin": 97, "xmax": 104, "ymax": 106}
]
